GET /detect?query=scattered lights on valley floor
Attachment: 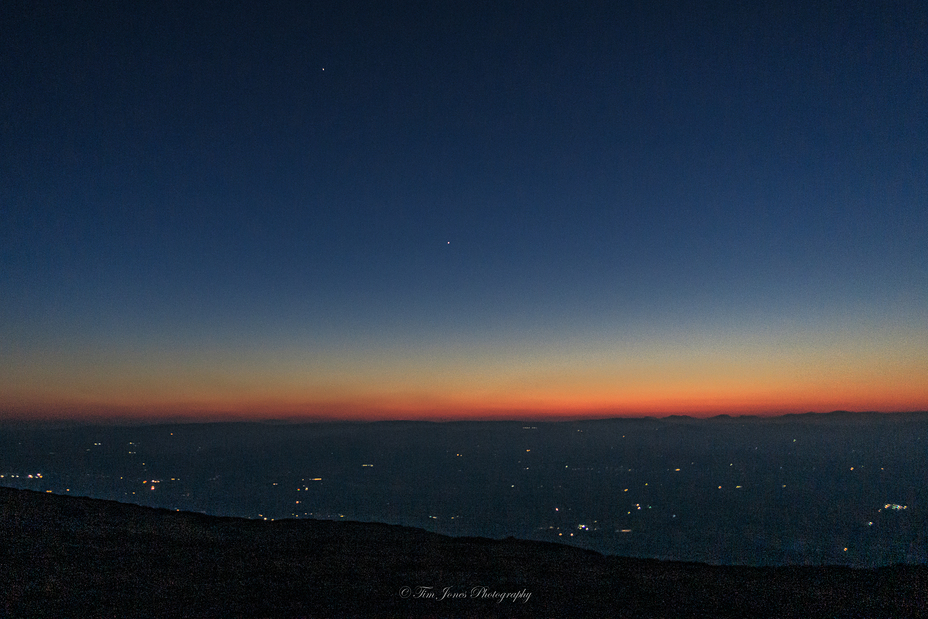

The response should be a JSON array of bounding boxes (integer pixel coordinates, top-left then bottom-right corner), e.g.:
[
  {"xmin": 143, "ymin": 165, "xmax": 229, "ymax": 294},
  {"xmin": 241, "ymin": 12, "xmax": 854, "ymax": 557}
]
[{"xmin": 1, "ymin": 431, "xmax": 922, "ymax": 567}]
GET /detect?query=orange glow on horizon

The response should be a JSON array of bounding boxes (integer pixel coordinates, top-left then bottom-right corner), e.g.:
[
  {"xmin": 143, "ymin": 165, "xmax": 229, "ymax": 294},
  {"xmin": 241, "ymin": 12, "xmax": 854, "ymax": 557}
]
[
  {"xmin": 3, "ymin": 318, "xmax": 926, "ymax": 422},
  {"xmin": 2, "ymin": 386, "xmax": 926, "ymax": 423}
]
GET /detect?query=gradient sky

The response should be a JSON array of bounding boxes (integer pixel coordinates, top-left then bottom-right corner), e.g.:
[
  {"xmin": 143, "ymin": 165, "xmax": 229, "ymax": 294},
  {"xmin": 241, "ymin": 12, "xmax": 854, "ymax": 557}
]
[{"xmin": 2, "ymin": 1, "xmax": 927, "ymax": 421}]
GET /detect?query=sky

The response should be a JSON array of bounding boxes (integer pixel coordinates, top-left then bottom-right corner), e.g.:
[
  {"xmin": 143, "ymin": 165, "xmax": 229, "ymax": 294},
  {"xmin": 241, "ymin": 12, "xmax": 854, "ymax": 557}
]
[{"xmin": 2, "ymin": 1, "xmax": 927, "ymax": 421}]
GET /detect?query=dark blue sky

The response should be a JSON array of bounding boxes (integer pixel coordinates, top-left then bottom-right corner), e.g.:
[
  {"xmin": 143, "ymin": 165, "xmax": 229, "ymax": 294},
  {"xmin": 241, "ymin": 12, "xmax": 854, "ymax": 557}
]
[{"xmin": 2, "ymin": 1, "xmax": 926, "ymax": 419}]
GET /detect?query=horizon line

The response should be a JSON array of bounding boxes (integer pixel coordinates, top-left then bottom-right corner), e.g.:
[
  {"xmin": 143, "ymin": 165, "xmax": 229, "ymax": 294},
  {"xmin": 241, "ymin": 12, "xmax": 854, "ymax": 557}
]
[{"xmin": 2, "ymin": 409, "xmax": 927, "ymax": 428}]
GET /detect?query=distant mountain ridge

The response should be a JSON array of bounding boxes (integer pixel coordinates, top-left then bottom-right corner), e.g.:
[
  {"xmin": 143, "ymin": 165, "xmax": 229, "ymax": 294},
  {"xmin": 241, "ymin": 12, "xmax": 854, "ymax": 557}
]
[
  {"xmin": 2, "ymin": 487, "xmax": 926, "ymax": 618},
  {"xmin": 3, "ymin": 409, "xmax": 928, "ymax": 429}
]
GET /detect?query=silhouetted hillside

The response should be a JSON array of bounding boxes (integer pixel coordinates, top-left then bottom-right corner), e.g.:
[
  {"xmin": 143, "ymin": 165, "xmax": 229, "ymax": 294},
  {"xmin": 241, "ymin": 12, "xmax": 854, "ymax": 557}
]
[
  {"xmin": 2, "ymin": 487, "xmax": 926, "ymax": 618},
  {"xmin": 4, "ymin": 416, "xmax": 927, "ymax": 567}
]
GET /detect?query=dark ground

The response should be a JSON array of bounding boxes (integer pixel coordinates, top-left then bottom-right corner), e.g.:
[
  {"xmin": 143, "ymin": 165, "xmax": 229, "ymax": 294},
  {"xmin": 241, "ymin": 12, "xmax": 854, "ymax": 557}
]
[
  {"xmin": 4, "ymin": 414, "xmax": 927, "ymax": 568},
  {"xmin": 2, "ymin": 486, "xmax": 926, "ymax": 618}
]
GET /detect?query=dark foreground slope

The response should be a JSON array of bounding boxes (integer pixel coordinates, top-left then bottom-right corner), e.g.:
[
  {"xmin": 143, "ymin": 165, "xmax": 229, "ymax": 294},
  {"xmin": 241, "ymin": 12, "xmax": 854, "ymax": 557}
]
[{"xmin": 2, "ymin": 487, "xmax": 925, "ymax": 619}]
